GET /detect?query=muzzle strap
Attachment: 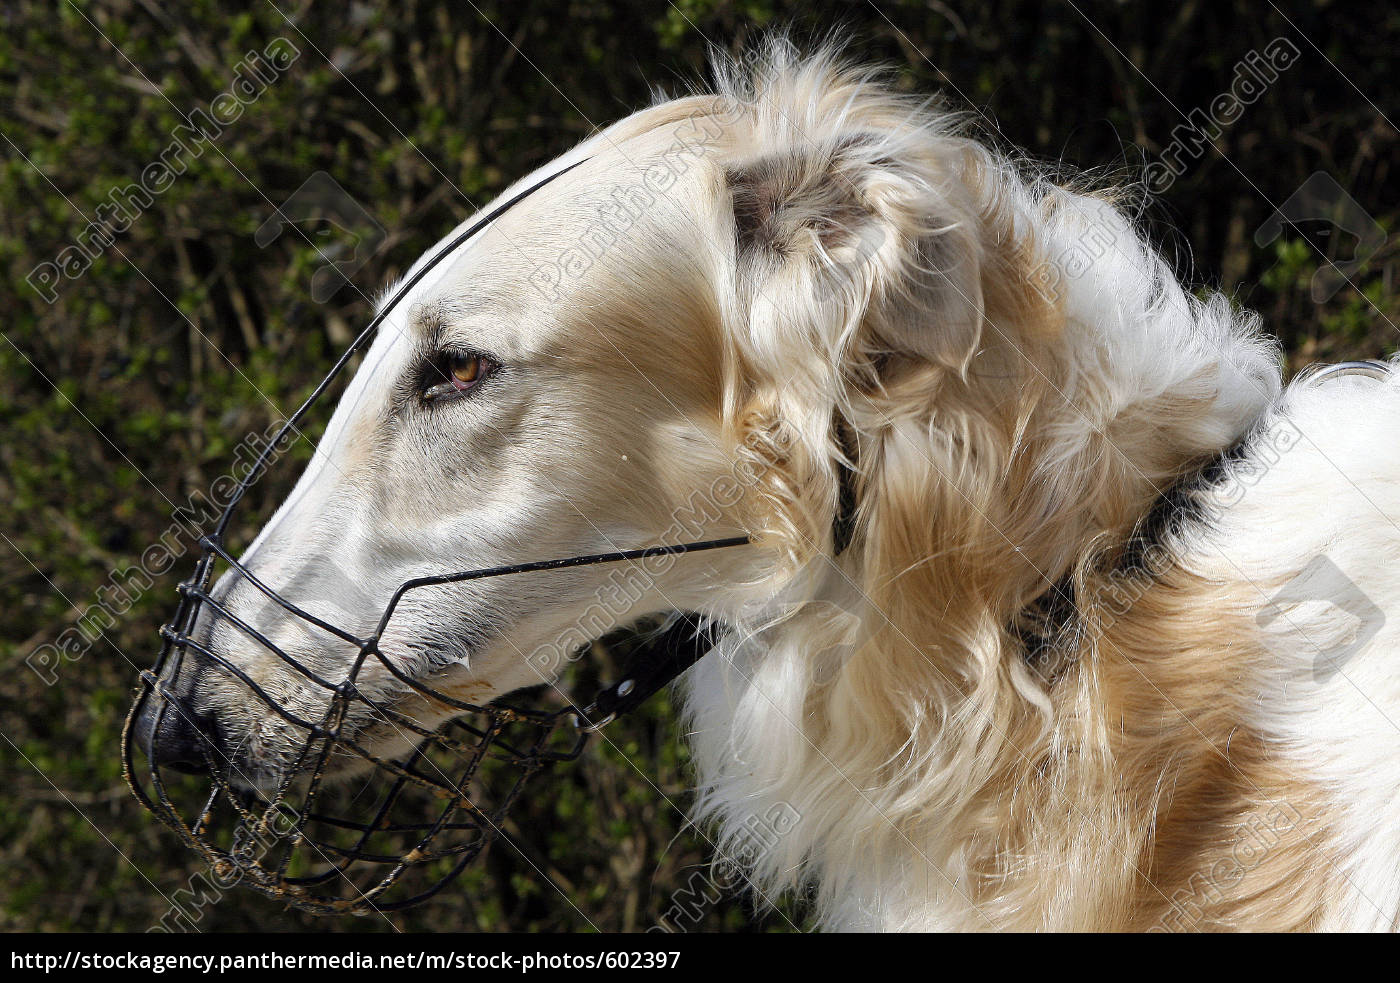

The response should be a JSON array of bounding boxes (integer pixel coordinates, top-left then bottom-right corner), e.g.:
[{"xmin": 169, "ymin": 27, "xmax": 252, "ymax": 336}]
[{"xmin": 578, "ymin": 613, "xmax": 720, "ymax": 730}]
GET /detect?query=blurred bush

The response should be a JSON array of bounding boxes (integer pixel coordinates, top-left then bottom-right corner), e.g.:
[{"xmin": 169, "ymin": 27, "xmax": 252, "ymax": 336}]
[{"xmin": 0, "ymin": 0, "xmax": 1394, "ymax": 931}]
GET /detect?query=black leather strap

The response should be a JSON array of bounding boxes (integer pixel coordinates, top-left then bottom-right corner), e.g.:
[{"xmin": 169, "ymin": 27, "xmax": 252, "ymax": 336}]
[
  {"xmin": 833, "ymin": 418, "xmax": 859, "ymax": 555},
  {"xmin": 579, "ymin": 614, "xmax": 720, "ymax": 728}
]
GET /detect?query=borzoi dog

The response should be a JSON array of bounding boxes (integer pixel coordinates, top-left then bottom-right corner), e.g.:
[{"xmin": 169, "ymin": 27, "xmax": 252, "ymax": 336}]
[{"xmin": 146, "ymin": 45, "xmax": 1400, "ymax": 931}]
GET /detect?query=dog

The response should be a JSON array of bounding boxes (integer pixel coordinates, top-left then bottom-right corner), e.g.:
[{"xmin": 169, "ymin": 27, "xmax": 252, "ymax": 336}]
[{"xmin": 144, "ymin": 41, "xmax": 1400, "ymax": 931}]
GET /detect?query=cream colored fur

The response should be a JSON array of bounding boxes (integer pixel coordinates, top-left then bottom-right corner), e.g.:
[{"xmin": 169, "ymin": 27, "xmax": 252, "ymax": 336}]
[
  {"xmin": 680, "ymin": 45, "xmax": 1396, "ymax": 932},
  {"xmin": 201, "ymin": 42, "xmax": 1400, "ymax": 931}
]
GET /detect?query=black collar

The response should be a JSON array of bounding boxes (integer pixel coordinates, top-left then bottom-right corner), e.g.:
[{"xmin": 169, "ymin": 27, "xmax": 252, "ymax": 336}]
[
  {"xmin": 833, "ymin": 418, "xmax": 860, "ymax": 555},
  {"xmin": 1018, "ymin": 443, "xmax": 1248, "ymax": 680}
]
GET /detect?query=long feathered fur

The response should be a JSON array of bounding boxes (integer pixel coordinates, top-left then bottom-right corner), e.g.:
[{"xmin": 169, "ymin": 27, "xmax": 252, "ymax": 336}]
[{"xmin": 676, "ymin": 41, "xmax": 1400, "ymax": 931}]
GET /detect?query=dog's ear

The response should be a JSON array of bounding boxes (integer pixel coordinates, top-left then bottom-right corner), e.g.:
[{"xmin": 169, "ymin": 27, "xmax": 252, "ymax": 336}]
[
  {"xmin": 725, "ymin": 135, "xmax": 1010, "ymax": 563},
  {"xmin": 726, "ymin": 134, "xmax": 989, "ymax": 377}
]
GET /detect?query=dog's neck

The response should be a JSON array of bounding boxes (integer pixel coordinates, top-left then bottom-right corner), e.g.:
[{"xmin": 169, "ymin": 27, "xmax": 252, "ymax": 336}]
[
  {"xmin": 688, "ymin": 193, "xmax": 1288, "ymax": 930},
  {"xmin": 1014, "ymin": 436, "xmax": 1253, "ymax": 683},
  {"xmin": 679, "ymin": 45, "xmax": 1305, "ymax": 931}
]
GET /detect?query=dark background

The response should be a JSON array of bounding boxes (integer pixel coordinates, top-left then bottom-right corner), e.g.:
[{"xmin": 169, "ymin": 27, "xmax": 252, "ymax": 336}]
[{"xmin": 1, "ymin": 0, "xmax": 1395, "ymax": 932}]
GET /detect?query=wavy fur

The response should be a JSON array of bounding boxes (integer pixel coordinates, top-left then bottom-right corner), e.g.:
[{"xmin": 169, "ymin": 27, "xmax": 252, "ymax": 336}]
[{"xmin": 677, "ymin": 42, "xmax": 1398, "ymax": 931}]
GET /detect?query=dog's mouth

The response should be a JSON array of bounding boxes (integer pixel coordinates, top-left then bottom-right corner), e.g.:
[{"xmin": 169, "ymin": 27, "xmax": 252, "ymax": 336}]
[
  {"xmin": 126, "ymin": 583, "xmax": 731, "ymax": 913},
  {"xmin": 127, "ymin": 656, "xmax": 590, "ymax": 914},
  {"xmin": 180, "ymin": 657, "xmax": 512, "ymax": 791}
]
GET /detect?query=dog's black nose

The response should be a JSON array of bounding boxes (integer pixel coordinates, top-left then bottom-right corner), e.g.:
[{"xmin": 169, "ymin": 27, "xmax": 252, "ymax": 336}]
[{"xmin": 134, "ymin": 692, "xmax": 220, "ymax": 775}]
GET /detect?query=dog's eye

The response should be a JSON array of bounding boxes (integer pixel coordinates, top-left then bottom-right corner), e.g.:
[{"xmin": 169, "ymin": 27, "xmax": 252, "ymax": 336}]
[{"xmin": 422, "ymin": 352, "xmax": 494, "ymax": 403}]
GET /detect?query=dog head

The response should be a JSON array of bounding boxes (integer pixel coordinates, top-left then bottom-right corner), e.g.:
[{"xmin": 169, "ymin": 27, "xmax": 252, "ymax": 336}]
[{"xmin": 139, "ymin": 46, "xmax": 1278, "ymax": 791}]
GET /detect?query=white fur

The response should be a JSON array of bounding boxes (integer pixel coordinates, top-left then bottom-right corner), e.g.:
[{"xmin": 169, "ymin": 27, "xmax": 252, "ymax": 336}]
[{"xmin": 1193, "ymin": 372, "xmax": 1400, "ymax": 931}]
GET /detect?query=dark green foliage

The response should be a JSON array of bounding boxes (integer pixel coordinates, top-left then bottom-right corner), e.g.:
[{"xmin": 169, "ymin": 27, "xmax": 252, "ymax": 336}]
[{"xmin": 1, "ymin": 0, "xmax": 1395, "ymax": 932}]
